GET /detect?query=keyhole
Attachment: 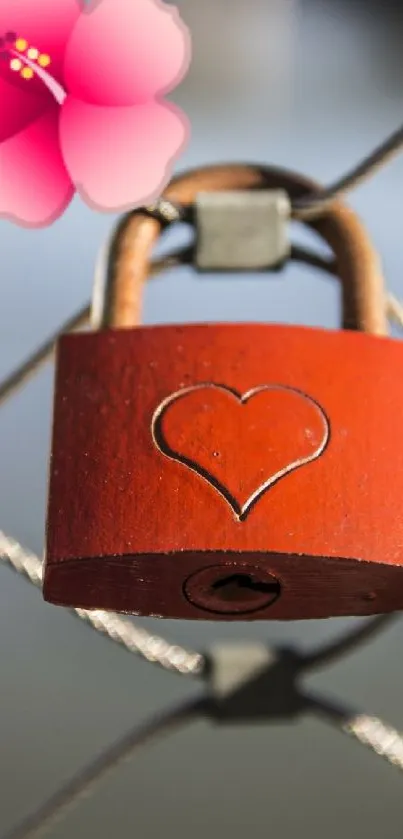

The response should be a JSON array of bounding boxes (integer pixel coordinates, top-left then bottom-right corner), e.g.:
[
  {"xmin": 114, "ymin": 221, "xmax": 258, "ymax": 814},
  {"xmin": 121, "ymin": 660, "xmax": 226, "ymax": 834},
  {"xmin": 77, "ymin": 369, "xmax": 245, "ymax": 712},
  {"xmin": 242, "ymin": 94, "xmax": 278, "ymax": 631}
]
[
  {"xmin": 183, "ymin": 563, "xmax": 281, "ymax": 615},
  {"xmin": 211, "ymin": 573, "xmax": 279, "ymax": 604}
]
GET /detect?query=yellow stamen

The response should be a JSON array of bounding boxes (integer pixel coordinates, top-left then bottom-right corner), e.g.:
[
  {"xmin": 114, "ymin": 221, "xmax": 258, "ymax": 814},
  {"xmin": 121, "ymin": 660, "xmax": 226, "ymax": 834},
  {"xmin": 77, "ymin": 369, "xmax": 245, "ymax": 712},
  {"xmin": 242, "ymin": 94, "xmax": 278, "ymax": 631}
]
[
  {"xmin": 38, "ymin": 54, "xmax": 51, "ymax": 67},
  {"xmin": 27, "ymin": 47, "xmax": 39, "ymax": 60},
  {"xmin": 7, "ymin": 43, "xmax": 64, "ymax": 103},
  {"xmin": 15, "ymin": 38, "xmax": 28, "ymax": 52}
]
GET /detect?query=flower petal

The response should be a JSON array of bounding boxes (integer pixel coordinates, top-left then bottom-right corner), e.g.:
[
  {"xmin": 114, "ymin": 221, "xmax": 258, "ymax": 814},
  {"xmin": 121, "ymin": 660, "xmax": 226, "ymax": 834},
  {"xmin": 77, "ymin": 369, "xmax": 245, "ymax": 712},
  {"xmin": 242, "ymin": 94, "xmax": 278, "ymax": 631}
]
[
  {"xmin": 63, "ymin": 0, "xmax": 190, "ymax": 106},
  {"xmin": 59, "ymin": 96, "xmax": 189, "ymax": 210},
  {"xmin": 0, "ymin": 75, "xmax": 53, "ymax": 142},
  {"xmin": 0, "ymin": 0, "xmax": 82, "ymax": 85},
  {"xmin": 0, "ymin": 109, "xmax": 74, "ymax": 227}
]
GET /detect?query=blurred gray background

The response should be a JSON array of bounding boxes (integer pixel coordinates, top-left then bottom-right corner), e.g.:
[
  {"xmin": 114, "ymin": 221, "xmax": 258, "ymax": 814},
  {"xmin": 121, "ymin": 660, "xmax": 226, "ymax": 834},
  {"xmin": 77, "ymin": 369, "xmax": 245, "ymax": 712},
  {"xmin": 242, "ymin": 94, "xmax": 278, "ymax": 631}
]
[{"xmin": 1, "ymin": 1, "xmax": 403, "ymax": 836}]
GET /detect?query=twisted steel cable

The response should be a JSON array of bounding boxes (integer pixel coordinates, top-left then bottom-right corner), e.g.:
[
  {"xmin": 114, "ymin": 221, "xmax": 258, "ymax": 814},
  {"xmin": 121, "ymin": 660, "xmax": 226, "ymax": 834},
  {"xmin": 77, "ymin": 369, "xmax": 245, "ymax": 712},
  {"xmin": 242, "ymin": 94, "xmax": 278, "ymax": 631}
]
[
  {"xmin": 1, "ymin": 529, "xmax": 402, "ymax": 839},
  {"xmin": 292, "ymin": 121, "xmax": 403, "ymax": 220},
  {"xmin": 0, "ymin": 529, "xmax": 205, "ymax": 677}
]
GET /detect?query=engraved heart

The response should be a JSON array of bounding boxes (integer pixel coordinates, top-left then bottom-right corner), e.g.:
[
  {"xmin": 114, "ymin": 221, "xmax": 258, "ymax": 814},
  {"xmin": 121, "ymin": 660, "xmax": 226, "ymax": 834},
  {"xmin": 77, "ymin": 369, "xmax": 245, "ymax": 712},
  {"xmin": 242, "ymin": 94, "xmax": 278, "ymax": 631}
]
[{"xmin": 152, "ymin": 384, "xmax": 329, "ymax": 521}]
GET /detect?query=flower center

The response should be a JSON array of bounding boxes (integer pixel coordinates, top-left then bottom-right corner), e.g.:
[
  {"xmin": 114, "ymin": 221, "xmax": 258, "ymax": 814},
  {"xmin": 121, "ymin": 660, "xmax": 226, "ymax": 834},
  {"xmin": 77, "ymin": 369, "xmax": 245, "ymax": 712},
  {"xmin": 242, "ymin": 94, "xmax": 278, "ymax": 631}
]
[{"xmin": 0, "ymin": 31, "xmax": 66, "ymax": 104}]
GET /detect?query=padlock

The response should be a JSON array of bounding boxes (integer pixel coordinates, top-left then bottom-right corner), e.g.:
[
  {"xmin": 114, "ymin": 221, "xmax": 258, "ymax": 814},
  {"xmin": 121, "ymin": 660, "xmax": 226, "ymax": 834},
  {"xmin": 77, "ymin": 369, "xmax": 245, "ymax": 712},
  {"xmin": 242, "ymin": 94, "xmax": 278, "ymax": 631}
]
[{"xmin": 44, "ymin": 163, "xmax": 403, "ymax": 621}]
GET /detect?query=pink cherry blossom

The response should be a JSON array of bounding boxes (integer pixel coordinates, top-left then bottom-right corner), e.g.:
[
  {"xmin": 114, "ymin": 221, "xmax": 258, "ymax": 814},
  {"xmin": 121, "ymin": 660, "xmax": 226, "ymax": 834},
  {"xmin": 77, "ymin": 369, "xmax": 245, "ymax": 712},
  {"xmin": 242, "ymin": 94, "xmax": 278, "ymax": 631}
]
[{"xmin": 0, "ymin": 0, "xmax": 190, "ymax": 227}]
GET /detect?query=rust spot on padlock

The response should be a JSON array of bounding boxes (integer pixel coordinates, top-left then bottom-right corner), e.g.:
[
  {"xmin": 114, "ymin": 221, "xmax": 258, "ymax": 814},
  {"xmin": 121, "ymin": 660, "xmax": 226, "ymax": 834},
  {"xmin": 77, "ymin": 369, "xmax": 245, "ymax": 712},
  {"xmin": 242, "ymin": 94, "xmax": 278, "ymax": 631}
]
[{"xmin": 43, "ymin": 163, "xmax": 403, "ymax": 620}]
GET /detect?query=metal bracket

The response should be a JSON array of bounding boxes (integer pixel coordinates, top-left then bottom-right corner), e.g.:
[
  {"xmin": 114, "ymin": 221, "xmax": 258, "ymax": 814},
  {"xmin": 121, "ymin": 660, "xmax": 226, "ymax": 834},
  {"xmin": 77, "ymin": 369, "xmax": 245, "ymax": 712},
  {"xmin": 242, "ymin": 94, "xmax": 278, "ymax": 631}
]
[
  {"xmin": 207, "ymin": 642, "xmax": 303, "ymax": 723},
  {"xmin": 195, "ymin": 189, "xmax": 291, "ymax": 271}
]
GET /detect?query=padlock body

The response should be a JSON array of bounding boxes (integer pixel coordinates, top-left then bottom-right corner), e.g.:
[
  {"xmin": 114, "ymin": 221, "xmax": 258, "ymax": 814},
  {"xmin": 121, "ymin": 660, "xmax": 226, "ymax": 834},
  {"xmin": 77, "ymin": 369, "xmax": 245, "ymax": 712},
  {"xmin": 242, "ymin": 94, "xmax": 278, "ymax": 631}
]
[{"xmin": 44, "ymin": 323, "xmax": 403, "ymax": 620}]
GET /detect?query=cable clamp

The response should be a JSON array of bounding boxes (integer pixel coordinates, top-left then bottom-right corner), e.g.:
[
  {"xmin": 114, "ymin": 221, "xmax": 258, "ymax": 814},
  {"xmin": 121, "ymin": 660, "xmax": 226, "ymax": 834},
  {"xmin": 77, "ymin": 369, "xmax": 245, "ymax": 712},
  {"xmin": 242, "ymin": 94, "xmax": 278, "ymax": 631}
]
[{"xmin": 195, "ymin": 189, "xmax": 291, "ymax": 271}]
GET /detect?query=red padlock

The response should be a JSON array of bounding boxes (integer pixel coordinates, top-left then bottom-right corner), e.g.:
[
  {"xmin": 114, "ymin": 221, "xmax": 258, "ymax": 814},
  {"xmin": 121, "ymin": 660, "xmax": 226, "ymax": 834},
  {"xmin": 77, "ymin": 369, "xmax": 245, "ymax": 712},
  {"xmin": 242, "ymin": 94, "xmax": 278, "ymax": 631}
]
[{"xmin": 44, "ymin": 163, "xmax": 403, "ymax": 621}]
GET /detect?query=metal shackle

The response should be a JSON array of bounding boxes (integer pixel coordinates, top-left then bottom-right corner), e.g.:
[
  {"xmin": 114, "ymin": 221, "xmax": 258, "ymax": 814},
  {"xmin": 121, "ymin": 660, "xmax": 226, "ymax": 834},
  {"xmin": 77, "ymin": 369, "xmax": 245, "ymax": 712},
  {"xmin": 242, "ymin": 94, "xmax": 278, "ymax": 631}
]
[{"xmin": 95, "ymin": 162, "xmax": 387, "ymax": 336}]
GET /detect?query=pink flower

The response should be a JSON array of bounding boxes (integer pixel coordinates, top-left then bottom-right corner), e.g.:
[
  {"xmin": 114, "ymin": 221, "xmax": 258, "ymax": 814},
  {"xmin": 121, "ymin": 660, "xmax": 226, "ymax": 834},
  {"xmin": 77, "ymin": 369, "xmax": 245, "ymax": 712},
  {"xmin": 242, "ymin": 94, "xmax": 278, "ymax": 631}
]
[{"xmin": 0, "ymin": 0, "xmax": 190, "ymax": 227}]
